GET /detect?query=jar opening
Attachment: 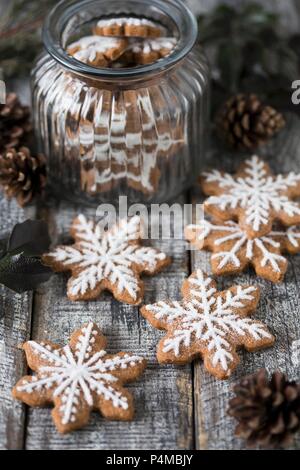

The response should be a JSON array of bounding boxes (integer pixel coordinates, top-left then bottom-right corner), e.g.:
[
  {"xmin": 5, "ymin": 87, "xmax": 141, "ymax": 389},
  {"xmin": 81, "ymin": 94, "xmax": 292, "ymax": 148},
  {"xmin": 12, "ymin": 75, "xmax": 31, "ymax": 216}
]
[{"xmin": 43, "ymin": 0, "xmax": 198, "ymax": 79}]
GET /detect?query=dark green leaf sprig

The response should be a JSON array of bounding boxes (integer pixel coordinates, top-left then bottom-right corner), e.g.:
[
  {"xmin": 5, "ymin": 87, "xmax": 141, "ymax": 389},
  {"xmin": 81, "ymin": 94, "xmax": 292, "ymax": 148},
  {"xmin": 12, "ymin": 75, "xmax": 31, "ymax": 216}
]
[
  {"xmin": 197, "ymin": 2, "xmax": 300, "ymax": 113},
  {"xmin": 0, "ymin": 219, "xmax": 52, "ymax": 293},
  {"xmin": 0, "ymin": 0, "xmax": 58, "ymax": 79}
]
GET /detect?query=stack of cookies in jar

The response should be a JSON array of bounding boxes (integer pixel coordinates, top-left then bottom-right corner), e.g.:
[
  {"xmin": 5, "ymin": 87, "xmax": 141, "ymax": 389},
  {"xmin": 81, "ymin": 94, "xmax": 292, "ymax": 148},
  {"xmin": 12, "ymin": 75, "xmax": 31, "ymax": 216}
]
[
  {"xmin": 67, "ymin": 17, "xmax": 177, "ymax": 67},
  {"xmin": 66, "ymin": 16, "xmax": 185, "ymax": 197}
]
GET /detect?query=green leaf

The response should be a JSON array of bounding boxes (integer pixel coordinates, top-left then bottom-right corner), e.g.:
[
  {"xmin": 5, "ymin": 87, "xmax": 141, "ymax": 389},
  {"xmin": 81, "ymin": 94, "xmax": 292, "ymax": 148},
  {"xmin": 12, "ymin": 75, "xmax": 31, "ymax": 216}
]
[
  {"xmin": 0, "ymin": 219, "xmax": 52, "ymax": 293},
  {"xmin": 196, "ymin": 1, "xmax": 300, "ymax": 104},
  {"xmin": 8, "ymin": 219, "xmax": 51, "ymax": 256},
  {"xmin": 0, "ymin": 238, "xmax": 8, "ymax": 259},
  {"xmin": 0, "ymin": 253, "xmax": 52, "ymax": 293},
  {"xmin": 241, "ymin": 3, "xmax": 277, "ymax": 29},
  {"xmin": 217, "ymin": 42, "xmax": 243, "ymax": 94}
]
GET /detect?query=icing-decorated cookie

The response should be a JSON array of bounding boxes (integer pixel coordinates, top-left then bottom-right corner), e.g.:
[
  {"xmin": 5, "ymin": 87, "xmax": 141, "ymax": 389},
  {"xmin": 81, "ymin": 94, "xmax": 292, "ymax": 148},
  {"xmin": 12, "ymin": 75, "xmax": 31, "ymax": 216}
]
[
  {"xmin": 12, "ymin": 322, "xmax": 147, "ymax": 433},
  {"xmin": 185, "ymin": 220, "xmax": 300, "ymax": 283},
  {"xmin": 141, "ymin": 269, "xmax": 275, "ymax": 380},
  {"xmin": 131, "ymin": 38, "xmax": 177, "ymax": 65},
  {"xmin": 200, "ymin": 156, "xmax": 300, "ymax": 239},
  {"xmin": 43, "ymin": 215, "xmax": 170, "ymax": 304},
  {"xmin": 94, "ymin": 17, "xmax": 166, "ymax": 38},
  {"xmin": 67, "ymin": 36, "xmax": 128, "ymax": 66}
]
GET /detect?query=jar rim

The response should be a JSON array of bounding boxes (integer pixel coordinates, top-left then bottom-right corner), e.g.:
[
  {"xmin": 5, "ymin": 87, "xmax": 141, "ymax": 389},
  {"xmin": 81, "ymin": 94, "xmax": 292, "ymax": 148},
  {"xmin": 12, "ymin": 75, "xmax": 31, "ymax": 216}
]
[{"xmin": 42, "ymin": 0, "xmax": 198, "ymax": 79}]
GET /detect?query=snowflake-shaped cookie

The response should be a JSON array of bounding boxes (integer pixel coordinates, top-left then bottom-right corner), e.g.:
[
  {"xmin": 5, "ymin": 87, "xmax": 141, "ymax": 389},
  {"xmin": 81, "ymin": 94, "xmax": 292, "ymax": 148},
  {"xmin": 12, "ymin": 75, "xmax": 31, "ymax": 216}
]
[
  {"xmin": 43, "ymin": 215, "xmax": 170, "ymax": 304},
  {"xmin": 201, "ymin": 155, "xmax": 300, "ymax": 239},
  {"xmin": 185, "ymin": 220, "xmax": 300, "ymax": 282},
  {"xmin": 12, "ymin": 322, "xmax": 146, "ymax": 433},
  {"xmin": 67, "ymin": 36, "xmax": 128, "ymax": 66},
  {"xmin": 141, "ymin": 270, "xmax": 275, "ymax": 379}
]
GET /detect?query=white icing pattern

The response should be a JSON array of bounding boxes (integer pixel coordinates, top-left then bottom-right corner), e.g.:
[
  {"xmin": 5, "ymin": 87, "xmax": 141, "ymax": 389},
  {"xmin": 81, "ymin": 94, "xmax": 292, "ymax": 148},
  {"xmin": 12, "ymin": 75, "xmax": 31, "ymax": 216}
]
[
  {"xmin": 69, "ymin": 36, "xmax": 176, "ymax": 66},
  {"xmin": 97, "ymin": 17, "xmax": 167, "ymax": 36},
  {"xmin": 203, "ymin": 155, "xmax": 300, "ymax": 234},
  {"xmin": 96, "ymin": 17, "xmax": 166, "ymax": 32},
  {"xmin": 132, "ymin": 38, "xmax": 177, "ymax": 54},
  {"xmin": 16, "ymin": 322, "xmax": 144, "ymax": 425},
  {"xmin": 144, "ymin": 270, "xmax": 273, "ymax": 374},
  {"xmin": 45, "ymin": 215, "xmax": 167, "ymax": 301},
  {"xmin": 68, "ymin": 36, "xmax": 124, "ymax": 63},
  {"xmin": 187, "ymin": 220, "xmax": 300, "ymax": 274}
]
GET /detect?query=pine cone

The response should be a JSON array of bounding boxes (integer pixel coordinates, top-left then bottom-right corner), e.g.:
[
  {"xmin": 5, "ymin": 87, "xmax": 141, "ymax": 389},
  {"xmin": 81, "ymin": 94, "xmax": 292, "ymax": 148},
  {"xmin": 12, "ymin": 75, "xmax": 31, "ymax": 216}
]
[
  {"xmin": 0, "ymin": 147, "xmax": 46, "ymax": 206},
  {"xmin": 216, "ymin": 94, "xmax": 285, "ymax": 150},
  {"xmin": 0, "ymin": 93, "xmax": 32, "ymax": 154},
  {"xmin": 228, "ymin": 369, "xmax": 300, "ymax": 448}
]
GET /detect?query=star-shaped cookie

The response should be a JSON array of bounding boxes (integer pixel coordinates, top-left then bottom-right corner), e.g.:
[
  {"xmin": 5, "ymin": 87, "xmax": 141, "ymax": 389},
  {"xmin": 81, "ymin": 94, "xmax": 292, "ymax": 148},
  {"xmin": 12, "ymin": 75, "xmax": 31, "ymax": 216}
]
[
  {"xmin": 12, "ymin": 322, "xmax": 147, "ymax": 433},
  {"xmin": 43, "ymin": 215, "xmax": 170, "ymax": 304},
  {"xmin": 141, "ymin": 270, "xmax": 275, "ymax": 380},
  {"xmin": 200, "ymin": 155, "xmax": 300, "ymax": 239},
  {"xmin": 185, "ymin": 220, "xmax": 300, "ymax": 282},
  {"xmin": 67, "ymin": 36, "xmax": 128, "ymax": 66}
]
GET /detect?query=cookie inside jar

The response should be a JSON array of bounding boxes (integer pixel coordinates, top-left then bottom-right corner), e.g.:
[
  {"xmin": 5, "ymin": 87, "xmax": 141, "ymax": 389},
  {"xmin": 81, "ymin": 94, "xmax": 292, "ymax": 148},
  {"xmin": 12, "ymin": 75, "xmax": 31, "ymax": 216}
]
[
  {"xmin": 34, "ymin": 0, "xmax": 207, "ymax": 204},
  {"xmin": 67, "ymin": 15, "xmax": 178, "ymax": 68}
]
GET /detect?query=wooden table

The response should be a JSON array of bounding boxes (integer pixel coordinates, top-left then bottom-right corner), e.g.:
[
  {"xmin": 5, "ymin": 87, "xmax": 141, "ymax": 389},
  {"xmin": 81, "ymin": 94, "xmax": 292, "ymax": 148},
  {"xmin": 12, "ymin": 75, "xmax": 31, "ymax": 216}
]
[
  {"xmin": 1, "ymin": 0, "xmax": 300, "ymax": 451},
  {"xmin": 1, "ymin": 106, "xmax": 300, "ymax": 449}
]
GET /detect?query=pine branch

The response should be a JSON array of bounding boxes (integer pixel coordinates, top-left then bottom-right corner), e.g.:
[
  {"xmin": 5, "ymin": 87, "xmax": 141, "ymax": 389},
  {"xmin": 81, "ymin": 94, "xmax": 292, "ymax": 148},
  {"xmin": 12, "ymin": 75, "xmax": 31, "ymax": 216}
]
[
  {"xmin": 0, "ymin": 0, "xmax": 57, "ymax": 80},
  {"xmin": 197, "ymin": 2, "xmax": 300, "ymax": 111}
]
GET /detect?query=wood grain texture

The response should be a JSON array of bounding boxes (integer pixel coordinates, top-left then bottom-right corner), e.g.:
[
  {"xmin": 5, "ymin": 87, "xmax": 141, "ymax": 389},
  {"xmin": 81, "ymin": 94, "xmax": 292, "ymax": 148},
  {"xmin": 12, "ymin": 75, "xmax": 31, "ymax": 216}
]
[
  {"xmin": 190, "ymin": 113, "xmax": 300, "ymax": 450},
  {"xmin": 1, "ymin": 0, "xmax": 300, "ymax": 450},
  {"xmin": 0, "ymin": 197, "xmax": 35, "ymax": 450},
  {"xmin": 24, "ymin": 199, "xmax": 194, "ymax": 450}
]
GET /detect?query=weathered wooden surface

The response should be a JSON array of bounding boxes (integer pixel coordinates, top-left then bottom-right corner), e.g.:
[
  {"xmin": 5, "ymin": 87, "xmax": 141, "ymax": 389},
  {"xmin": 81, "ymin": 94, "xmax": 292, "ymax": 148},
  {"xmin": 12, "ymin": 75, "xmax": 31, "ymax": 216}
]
[
  {"xmin": 1, "ymin": 116, "xmax": 299, "ymax": 450},
  {"xmin": 23, "ymin": 198, "xmax": 194, "ymax": 450},
  {"xmin": 191, "ymin": 113, "xmax": 300, "ymax": 450},
  {"xmin": 1, "ymin": 0, "xmax": 300, "ymax": 452},
  {"xmin": 0, "ymin": 200, "xmax": 34, "ymax": 450}
]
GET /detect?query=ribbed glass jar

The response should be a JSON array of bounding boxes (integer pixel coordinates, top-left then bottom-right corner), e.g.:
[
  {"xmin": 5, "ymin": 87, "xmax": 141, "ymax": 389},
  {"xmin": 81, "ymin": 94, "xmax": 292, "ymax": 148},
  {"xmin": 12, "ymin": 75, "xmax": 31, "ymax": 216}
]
[{"xmin": 32, "ymin": 0, "xmax": 210, "ymax": 204}]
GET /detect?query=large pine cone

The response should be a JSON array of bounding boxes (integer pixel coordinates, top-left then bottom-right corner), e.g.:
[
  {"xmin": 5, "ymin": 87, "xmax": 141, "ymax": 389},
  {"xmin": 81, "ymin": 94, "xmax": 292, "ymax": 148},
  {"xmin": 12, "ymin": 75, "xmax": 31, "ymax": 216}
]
[
  {"xmin": 0, "ymin": 147, "xmax": 46, "ymax": 206},
  {"xmin": 0, "ymin": 93, "xmax": 32, "ymax": 154},
  {"xmin": 216, "ymin": 94, "xmax": 285, "ymax": 150},
  {"xmin": 228, "ymin": 369, "xmax": 300, "ymax": 448}
]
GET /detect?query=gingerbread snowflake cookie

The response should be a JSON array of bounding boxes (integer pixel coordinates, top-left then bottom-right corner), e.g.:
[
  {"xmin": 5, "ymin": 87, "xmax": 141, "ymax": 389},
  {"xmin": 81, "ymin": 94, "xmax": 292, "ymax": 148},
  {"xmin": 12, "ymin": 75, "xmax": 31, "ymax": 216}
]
[
  {"xmin": 67, "ymin": 36, "xmax": 128, "ymax": 66},
  {"xmin": 43, "ymin": 215, "xmax": 170, "ymax": 304},
  {"xmin": 131, "ymin": 38, "xmax": 177, "ymax": 65},
  {"xmin": 200, "ymin": 156, "xmax": 300, "ymax": 239},
  {"xmin": 94, "ymin": 17, "xmax": 166, "ymax": 38},
  {"xmin": 141, "ymin": 270, "xmax": 274, "ymax": 379},
  {"xmin": 12, "ymin": 322, "xmax": 146, "ymax": 433},
  {"xmin": 185, "ymin": 220, "xmax": 300, "ymax": 283}
]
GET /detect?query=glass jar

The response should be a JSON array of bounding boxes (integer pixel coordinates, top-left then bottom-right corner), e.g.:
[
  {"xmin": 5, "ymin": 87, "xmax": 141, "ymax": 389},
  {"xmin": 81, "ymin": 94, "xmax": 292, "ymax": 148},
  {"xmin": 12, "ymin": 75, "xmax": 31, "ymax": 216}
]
[{"xmin": 32, "ymin": 0, "xmax": 210, "ymax": 204}]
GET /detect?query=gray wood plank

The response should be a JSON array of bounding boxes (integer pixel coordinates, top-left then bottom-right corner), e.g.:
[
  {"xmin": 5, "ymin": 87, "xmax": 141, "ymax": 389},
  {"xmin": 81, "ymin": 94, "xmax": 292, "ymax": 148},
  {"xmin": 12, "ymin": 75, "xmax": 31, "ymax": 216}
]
[
  {"xmin": 0, "ymin": 196, "xmax": 35, "ymax": 450},
  {"xmin": 190, "ymin": 113, "xmax": 300, "ymax": 450},
  {"xmin": 24, "ymin": 198, "xmax": 194, "ymax": 450},
  {"xmin": 3, "ymin": 0, "xmax": 299, "ymax": 451}
]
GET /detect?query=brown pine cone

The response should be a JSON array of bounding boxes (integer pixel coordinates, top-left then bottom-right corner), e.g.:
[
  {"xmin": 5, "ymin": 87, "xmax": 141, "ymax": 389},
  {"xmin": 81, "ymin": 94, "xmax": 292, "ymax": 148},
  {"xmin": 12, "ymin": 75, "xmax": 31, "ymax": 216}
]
[
  {"xmin": 228, "ymin": 369, "xmax": 300, "ymax": 448},
  {"xmin": 0, "ymin": 93, "xmax": 32, "ymax": 154},
  {"xmin": 216, "ymin": 94, "xmax": 285, "ymax": 150},
  {"xmin": 0, "ymin": 147, "xmax": 46, "ymax": 206}
]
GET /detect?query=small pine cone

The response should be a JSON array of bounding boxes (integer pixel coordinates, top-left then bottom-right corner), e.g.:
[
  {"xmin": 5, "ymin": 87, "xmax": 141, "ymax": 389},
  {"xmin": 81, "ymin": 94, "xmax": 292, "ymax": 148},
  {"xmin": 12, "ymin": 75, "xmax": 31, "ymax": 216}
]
[
  {"xmin": 0, "ymin": 147, "xmax": 46, "ymax": 206},
  {"xmin": 0, "ymin": 93, "xmax": 32, "ymax": 154},
  {"xmin": 216, "ymin": 94, "xmax": 285, "ymax": 150},
  {"xmin": 228, "ymin": 369, "xmax": 300, "ymax": 448}
]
